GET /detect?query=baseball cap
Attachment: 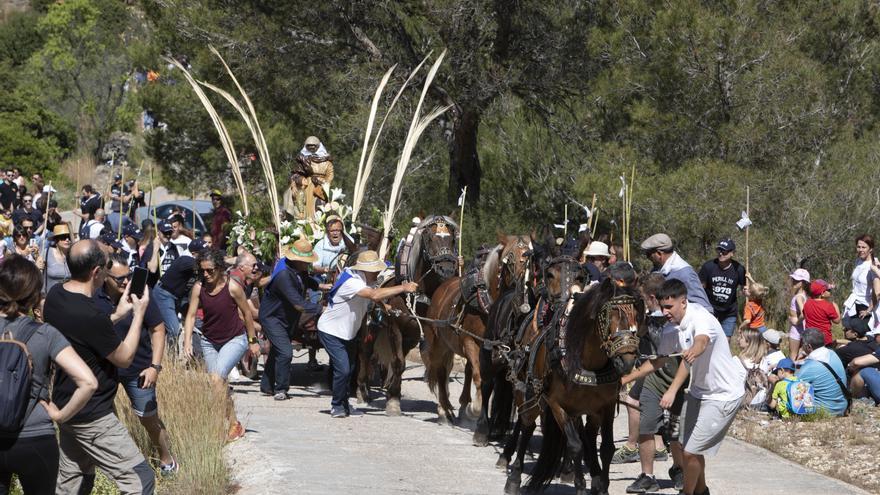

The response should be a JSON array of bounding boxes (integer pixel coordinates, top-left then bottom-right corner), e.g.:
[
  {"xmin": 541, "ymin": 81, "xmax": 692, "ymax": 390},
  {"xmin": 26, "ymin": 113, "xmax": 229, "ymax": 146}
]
[
  {"xmin": 790, "ymin": 268, "xmax": 810, "ymax": 283},
  {"xmin": 210, "ymin": 189, "xmax": 223, "ymax": 198},
  {"xmin": 141, "ymin": 219, "xmax": 155, "ymax": 229},
  {"xmin": 122, "ymin": 225, "xmax": 143, "ymax": 240},
  {"xmin": 810, "ymin": 279, "xmax": 830, "ymax": 297},
  {"xmin": 158, "ymin": 220, "xmax": 174, "ymax": 234},
  {"xmin": 114, "ymin": 173, "xmax": 122, "ymax": 180},
  {"xmin": 773, "ymin": 358, "xmax": 796, "ymax": 373},
  {"xmin": 188, "ymin": 239, "xmax": 207, "ymax": 253},
  {"xmin": 761, "ymin": 329, "xmax": 781, "ymax": 345},
  {"xmin": 717, "ymin": 238, "xmax": 736, "ymax": 252},
  {"xmin": 640, "ymin": 233, "xmax": 673, "ymax": 252}
]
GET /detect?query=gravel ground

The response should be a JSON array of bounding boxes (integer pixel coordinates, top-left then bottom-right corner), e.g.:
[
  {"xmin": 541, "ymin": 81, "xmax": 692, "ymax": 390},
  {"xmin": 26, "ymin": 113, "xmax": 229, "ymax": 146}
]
[{"xmin": 226, "ymin": 352, "xmax": 867, "ymax": 495}]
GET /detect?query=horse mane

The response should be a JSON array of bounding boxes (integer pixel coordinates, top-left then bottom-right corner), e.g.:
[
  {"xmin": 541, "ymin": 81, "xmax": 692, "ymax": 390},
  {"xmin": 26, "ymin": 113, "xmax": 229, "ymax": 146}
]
[
  {"xmin": 481, "ymin": 244, "xmax": 503, "ymax": 284},
  {"xmin": 564, "ymin": 278, "xmax": 640, "ymax": 379}
]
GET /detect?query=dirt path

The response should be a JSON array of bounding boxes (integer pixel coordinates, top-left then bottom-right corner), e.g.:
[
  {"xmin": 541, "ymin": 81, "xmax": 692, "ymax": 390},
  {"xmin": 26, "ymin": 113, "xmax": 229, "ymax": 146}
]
[{"xmin": 226, "ymin": 352, "xmax": 868, "ymax": 495}]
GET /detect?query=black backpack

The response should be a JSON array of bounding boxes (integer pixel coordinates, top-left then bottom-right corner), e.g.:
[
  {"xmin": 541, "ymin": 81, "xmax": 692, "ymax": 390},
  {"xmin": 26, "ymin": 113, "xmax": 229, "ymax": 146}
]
[{"xmin": 0, "ymin": 317, "xmax": 44, "ymax": 432}]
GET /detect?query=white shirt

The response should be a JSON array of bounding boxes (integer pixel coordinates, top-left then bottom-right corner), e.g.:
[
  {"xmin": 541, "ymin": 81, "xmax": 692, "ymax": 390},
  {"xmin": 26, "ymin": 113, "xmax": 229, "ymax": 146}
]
[
  {"xmin": 844, "ymin": 258, "xmax": 871, "ymax": 316},
  {"xmin": 86, "ymin": 219, "xmax": 105, "ymax": 240},
  {"xmin": 317, "ymin": 269, "xmax": 370, "ymax": 341},
  {"xmin": 658, "ymin": 302, "xmax": 745, "ymax": 401},
  {"xmin": 171, "ymin": 235, "xmax": 192, "ymax": 257}
]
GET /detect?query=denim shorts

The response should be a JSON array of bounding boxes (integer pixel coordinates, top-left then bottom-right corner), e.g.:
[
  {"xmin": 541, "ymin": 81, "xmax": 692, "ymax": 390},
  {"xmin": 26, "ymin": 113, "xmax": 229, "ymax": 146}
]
[
  {"xmin": 199, "ymin": 333, "xmax": 248, "ymax": 378},
  {"xmin": 120, "ymin": 375, "xmax": 158, "ymax": 417}
]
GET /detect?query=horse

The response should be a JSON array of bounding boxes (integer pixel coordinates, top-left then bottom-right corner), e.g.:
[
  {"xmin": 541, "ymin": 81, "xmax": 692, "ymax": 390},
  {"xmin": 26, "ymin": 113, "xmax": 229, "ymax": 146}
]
[
  {"xmin": 423, "ymin": 234, "xmax": 533, "ymax": 425},
  {"xmin": 355, "ymin": 216, "xmax": 459, "ymax": 415},
  {"xmin": 504, "ymin": 275, "xmax": 644, "ymax": 495}
]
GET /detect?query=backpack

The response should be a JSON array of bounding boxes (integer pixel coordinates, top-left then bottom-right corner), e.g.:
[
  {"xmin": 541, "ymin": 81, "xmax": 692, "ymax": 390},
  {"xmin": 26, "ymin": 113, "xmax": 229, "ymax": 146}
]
[
  {"xmin": 0, "ymin": 317, "xmax": 44, "ymax": 432},
  {"xmin": 739, "ymin": 358, "xmax": 769, "ymax": 408},
  {"xmin": 783, "ymin": 377, "xmax": 817, "ymax": 416}
]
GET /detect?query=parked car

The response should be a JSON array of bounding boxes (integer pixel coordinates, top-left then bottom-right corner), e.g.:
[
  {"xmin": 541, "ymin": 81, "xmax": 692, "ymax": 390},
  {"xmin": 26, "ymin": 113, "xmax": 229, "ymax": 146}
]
[{"xmin": 136, "ymin": 200, "xmax": 214, "ymax": 237}]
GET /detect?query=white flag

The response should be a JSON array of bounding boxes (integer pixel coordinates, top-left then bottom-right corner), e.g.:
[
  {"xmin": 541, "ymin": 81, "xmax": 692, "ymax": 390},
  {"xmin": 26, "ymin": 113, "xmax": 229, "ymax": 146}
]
[
  {"xmin": 578, "ymin": 223, "xmax": 589, "ymax": 233},
  {"xmin": 619, "ymin": 176, "xmax": 626, "ymax": 198},
  {"xmin": 736, "ymin": 211, "xmax": 752, "ymax": 231},
  {"xmin": 554, "ymin": 223, "xmax": 566, "ymax": 230},
  {"xmin": 457, "ymin": 187, "xmax": 467, "ymax": 206}
]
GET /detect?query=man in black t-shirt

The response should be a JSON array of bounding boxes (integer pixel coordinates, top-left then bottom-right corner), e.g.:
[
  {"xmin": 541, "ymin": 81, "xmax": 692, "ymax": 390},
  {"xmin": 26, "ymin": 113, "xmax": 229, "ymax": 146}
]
[
  {"xmin": 152, "ymin": 238, "xmax": 206, "ymax": 344},
  {"xmin": 43, "ymin": 240, "xmax": 155, "ymax": 494},
  {"xmin": 74, "ymin": 185, "xmax": 103, "ymax": 232},
  {"xmin": 699, "ymin": 238, "xmax": 746, "ymax": 338}
]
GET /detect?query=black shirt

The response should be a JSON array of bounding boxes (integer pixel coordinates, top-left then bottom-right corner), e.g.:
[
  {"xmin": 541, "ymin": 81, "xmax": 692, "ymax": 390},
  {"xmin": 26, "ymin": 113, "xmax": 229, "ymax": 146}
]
[
  {"xmin": 259, "ymin": 265, "xmax": 322, "ymax": 330},
  {"xmin": 80, "ymin": 194, "xmax": 102, "ymax": 220},
  {"xmin": 93, "ymin": 288, "xmax": 163, "ymax": 379},
  {"xmin": 0, "ymin": 182, "xmax": 15, "ymax": 210},
  {"xmin": 159, "ymin": 255, "xmax": 195, "ymax": 299},
  {"xmin": 698, "ymin": 258, "xmax": 746, "ymax": 319},
  {"xmin": 11, "ymin": 208, "xmax": 42, "ymax": 227},
  {"xmin": 44, "ymin": 284, "xmax": 120, "ymax": 423},
  {"xmin": 835, "ymin": 339, "xmax": 879, "ymax": 369}
]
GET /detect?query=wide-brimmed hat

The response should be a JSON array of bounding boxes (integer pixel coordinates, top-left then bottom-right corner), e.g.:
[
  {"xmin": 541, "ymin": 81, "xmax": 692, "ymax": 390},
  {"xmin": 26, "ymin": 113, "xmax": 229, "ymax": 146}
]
[
  {"xmin": 350, "ymin": 250, "xmax": 386, "ymax": 272},
  {"xmin": 51, "ymin": 224, "xmax": 71, "ymax": 238},
  {"xmin": 282, "ymin": 238, "xmax": 318, "ymax": 263},
  {"xmin": 583, "ymin": 241, "xmax": 611, "ymax": 258}
]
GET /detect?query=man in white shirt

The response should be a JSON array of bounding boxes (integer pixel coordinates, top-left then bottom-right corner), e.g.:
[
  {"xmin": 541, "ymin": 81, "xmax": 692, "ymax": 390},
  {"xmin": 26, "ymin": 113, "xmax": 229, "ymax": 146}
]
[
  {"xmin": 632, "ymin": 279, "xmax": 744, "ymax": 495},
  {"xmin": 317, "ymin": 250, "xmax": 417, "ymax": 418}
]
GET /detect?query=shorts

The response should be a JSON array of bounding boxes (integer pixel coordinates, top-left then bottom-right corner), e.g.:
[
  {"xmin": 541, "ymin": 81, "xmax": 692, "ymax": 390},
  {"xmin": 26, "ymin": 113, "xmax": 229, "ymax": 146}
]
[
  {"xmin": 628, "ymin": 377, "xmax": 645, "ymax": 401},
  {"xmin": 200, "ymin": 333, "xmax": 248, "ymax": 378},
  {"xmin": 789, "ymin": 326, "xmax": 802, "ymax": 341},
  {"xmin": 755, "ymin": 325, "xmax": 767, "ymax": 334},
  {"xmin": 718, "ymin": 315, "xmax": 737, "ymax": 338},
  {"xmin": 681, "ymin": 393, "xmax": 742, "ymax": 457},
  {"xmin": 120, "ymin": 375, "xmax": 158, "ymax": 417},
  {"xmin": 638, "ymin": 387, "xmax": 684, "ymax": 438}
]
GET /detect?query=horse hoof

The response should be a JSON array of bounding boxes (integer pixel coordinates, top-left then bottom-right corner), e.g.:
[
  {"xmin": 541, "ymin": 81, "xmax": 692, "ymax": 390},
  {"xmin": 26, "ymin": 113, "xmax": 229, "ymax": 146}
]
[
  {"xmin": 503, "ymin": 478, "xmax": 521, "ymax": 495},
  {"xmin": 495, "ymin": 455, "xmax": 509, "ymax": 471},
  {"xmin": 472, "ymin": 431, "xmax": 489, "ymax": 447},
  {"xmin": 386, "ymin": 398, "xmax": 401, "ymax": 416}
]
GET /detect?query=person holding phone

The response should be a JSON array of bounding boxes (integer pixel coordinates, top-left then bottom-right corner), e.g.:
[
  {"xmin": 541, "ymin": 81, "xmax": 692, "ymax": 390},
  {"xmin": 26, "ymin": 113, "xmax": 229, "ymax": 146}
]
[{"xmin": 93, "ymin": 254, "xmax": 178, "ymax": 476}]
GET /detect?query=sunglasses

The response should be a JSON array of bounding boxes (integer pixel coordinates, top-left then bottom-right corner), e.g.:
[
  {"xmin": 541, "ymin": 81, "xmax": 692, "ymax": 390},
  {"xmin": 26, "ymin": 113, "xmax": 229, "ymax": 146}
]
[
  {"xmin": 200, "ymin": 267, "xmax": 217, "ymax": 275},
  {"xmin": 109, "ymin": 273, "xmax": 130, "ymax": 285},
  {"xmin": 22, "ymin": 225, "xmax": 34, "ymax": 230},
  {"xmin": 717, "ymin": 249, "xmax": 731, "ymax": 255},
  {"xmin": 55, "ymin": 235, "xmax": 70, "ymax": 241}
]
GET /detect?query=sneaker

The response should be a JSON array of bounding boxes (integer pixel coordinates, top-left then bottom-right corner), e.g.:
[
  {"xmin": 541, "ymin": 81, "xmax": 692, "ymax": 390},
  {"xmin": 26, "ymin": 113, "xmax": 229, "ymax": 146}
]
[
  {"xmin": 159, "ymin": 457, "xmax": 179, "ymax": 478},
  {"xmin": 330, "ymin": 406, "xmax": 347, "ymax": 418},
  {"xmin": 654, "ymin": 446, "xmax": 669, "ymax": 461},
  {"xmin": 226, "ymin": 421, "xmax": 245, "ymax": 442},
  {"xmin": 611, "ymin": 443, "xmax": 639, "ymax": 464},
  {"xmin": 626, "ymin": 473, "xmax": 659, "ymax": 494},
  {"xmin": 273, "ymin": 392, "xmax": 289, "ymax": 401},
  {"xmin": 669, "ymin": 465, "xmax": 684, "ymax": 491}
]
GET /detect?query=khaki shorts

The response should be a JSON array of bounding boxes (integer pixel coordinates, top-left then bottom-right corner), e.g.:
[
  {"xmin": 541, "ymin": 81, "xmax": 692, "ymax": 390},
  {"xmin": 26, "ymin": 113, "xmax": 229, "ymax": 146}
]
[
  {"xmin": 682, "ymin": 393, "xmax": 742, "ymax": 457},
  {"xmin": 56, "ymin": 412, "xmax": 155, "ymax": 495}
]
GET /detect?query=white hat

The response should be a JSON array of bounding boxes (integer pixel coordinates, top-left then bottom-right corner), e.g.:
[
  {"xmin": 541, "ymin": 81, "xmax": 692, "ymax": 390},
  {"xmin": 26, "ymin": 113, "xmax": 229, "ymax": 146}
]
[
  {"xmin": 762, "ymin": 329, "xmax": 781, "ymax": 345},
  {"xmin": 583, "ymin": 241, "xmax": 611, "ymax": 258}
]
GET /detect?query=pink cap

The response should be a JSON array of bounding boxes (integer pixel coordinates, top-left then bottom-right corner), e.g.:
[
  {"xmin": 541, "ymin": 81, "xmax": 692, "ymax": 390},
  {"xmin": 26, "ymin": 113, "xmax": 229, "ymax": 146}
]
[{"xmin": 790, "ymin": 268, "xmax": 810, "ymax": 282}]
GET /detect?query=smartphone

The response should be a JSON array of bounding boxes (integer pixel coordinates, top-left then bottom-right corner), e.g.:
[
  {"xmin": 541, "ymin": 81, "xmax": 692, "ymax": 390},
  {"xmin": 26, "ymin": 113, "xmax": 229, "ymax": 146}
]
[
  {"xmin": 129, "ymin": 267, "xmax": 149, "ymax": 298},
  {"xmin": 28, "ymin": 238, "xmax": 37, "ymax": 248}
]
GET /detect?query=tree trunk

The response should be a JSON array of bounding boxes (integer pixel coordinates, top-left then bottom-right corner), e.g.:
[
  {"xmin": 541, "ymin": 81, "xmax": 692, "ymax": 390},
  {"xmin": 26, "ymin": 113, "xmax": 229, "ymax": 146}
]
[{"xmin": 448, "ymin": 109, "xmax": 482, "ymax": 204}]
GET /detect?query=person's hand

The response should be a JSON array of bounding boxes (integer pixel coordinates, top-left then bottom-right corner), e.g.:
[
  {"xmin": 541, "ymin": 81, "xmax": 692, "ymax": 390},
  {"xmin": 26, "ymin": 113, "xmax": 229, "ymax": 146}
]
[
  {"xmin": 318, "ymin": 283, "xmax": 332, "ymax": 291},
  {"xmin": 130, "ymin": 286, "xmax": 149, "ymax": 317},
  {"xmin": 40, "ymin": 400, "xmax": 64, "ymax": 423},
  {"xmin": 620, "ymin": 372, "xmax": 634, "ymax": 386},
  {"xmin": 248, "ymin": 342, "xmax": 261, "ymax": 359},
  {"xmin": 139, "ymin": 367, "xmax": 158, "ymax": 388},
  {"xmin": 183, "ymin": 339, "xmax": 194, "ymax": 360},
  {"xmin": 659, "ymin": 391, "xmax": 676, "ymax": 409},
  {"xmin": 859, "ymin": 309, "xmax": 870, "ymax": 318},
  {"xmin": 682, "ymin": 346, "xmax": 699, "ymax": 364},
  {"xmin": 402, "ymin": 282, "xmax": 419, "ymax": 293}
]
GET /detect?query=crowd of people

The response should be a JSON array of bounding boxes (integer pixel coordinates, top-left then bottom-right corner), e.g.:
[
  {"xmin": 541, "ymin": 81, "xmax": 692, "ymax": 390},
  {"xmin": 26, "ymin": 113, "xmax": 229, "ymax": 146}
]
[{"xmin": 2, "ymin": 159, "xmax": 879, "ymax": 495}]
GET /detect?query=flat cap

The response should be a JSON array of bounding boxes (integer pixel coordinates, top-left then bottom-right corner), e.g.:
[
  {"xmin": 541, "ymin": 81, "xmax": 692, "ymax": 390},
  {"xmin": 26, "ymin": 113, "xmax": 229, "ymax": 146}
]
[{"xmin": 640, "ymin": 233, "xmax": 673, "ymax": 252}]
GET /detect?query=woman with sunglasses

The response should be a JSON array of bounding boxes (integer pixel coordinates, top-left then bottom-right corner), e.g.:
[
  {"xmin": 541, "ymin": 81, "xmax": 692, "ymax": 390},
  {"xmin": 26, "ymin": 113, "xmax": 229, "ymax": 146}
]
[
  {"xmin": 11, "ymin": 226, "xmax": 41, "ymax": 266},
  {"xmin": 181, "ymin": 249, "xmax": 259, "ymax": 442},
  {"xmin": 43, "ymin": 224, "xmax": 72, "ymax": 295}
]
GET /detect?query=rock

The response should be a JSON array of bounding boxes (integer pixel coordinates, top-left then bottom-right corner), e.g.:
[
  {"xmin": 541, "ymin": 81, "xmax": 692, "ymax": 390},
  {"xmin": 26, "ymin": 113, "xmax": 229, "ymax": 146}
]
[{"xmin": 101, "ymin": 132, "xmax": 135, "ymax": 162}]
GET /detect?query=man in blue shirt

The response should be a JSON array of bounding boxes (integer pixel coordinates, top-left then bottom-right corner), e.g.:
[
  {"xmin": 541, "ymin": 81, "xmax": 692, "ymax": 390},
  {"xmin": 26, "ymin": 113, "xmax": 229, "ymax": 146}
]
[
  {"xmin": 641, "ymin": 233, "xmax": 713, "ymax": 314},
  {"xmin": 796, "ymin": 327, "xmax": 849, "ymax": 416},
  {"xmin": 94, "ymin": 253, "xmax": 179, "ymax": 475}
]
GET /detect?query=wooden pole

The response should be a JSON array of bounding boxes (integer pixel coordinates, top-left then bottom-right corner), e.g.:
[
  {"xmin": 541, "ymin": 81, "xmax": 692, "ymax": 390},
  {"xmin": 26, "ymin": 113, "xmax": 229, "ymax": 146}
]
[
  {"xmin": 458, "ymin": 186, "xmax": 467, "ymax": 277},
  {"xmin": 192, "ymin": 186, "xmax": 196, "ymax": 236},
  {"xmin": 116, "ymin": 164, "xmax": 125, "ymax": 240},
  {"xmin": 563, "ymin": 204, "xmax": 568, "ymax": 238},
  {"xmin": 588, "ymin": 193, "xmax": 597, "ymax": 236},
  {"xmin": 43, "ymin": 182, "xmax": 52, "ymax": 252},
  {"xmin": 745, "ymin": 185, "xmax": 750, "ymax": 274},
  {"xmin": 149, "ymin": 162, "xmax": 162, "ymax": 278}
]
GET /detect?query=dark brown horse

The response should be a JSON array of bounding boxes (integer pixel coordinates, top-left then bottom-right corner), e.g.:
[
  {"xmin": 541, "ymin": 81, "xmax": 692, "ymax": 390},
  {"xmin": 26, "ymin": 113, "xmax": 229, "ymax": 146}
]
[
  {"xmin": 424, "ymin": 234, "xmax": 533, "ymax": 424},
  {"xmin": 355, "ymin": 216, "xmax": 459, "ymax": 414},
  {"xmin": 504, "ymin": 275, "xmax": 643, "ymax": 495}
]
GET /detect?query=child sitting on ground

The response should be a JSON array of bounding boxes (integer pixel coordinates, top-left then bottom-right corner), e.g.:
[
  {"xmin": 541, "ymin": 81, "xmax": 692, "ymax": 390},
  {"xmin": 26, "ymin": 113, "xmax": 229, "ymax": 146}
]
[
  {"xmin": 740, "ymin": 274, "xmax": 769, "ymax": 334},
  {"xmin": 768, "ymin": 358, "xmax": 816, "ymax": 419},
  {"xmin": 762, "ymin": 329, "xmax": 786, "ymax": 371}
]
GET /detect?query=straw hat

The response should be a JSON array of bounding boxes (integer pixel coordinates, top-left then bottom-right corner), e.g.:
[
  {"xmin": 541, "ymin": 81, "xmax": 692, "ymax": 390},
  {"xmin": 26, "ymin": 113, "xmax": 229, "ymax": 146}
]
[
  {"xmin": 583, "ymin": 241, "xmax": 611, "ymax": 258},
  {"xmin": 350, "ymin": 250, "xmax": 386, "ymax": 272},
  {"xmin": 282, "ymin": 238, "xmax": 318, "ymax": 263},
  {"xmin": 304, "ymin": 136, "xmax": 321, "ymax": 146},
  {"xmin": 51, "ymin": 224, "xmax": 71, "ymax": 238}
]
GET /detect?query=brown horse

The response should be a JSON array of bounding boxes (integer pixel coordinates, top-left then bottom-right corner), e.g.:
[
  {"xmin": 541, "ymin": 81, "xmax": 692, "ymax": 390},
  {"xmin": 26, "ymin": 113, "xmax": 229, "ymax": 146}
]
[
  {"xmin": 355, "ymin": 216, "xmax": 459, "ymax": 414},
  {"xmin": 424, "ymin": 234, "xmax": 533, "ymax": 424},
  {"xmin": 504, "ymin": 275, "xmax": 643, "ymax": 495}
]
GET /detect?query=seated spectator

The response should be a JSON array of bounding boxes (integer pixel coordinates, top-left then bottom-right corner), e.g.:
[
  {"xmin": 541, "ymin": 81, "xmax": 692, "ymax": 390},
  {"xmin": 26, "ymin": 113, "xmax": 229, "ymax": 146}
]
[
  {"xmin": 846, "ymin": 331, "xmax": 880, "ymax": 405},
  {"xmin": 796, "ymin": 327, "xmax": 849, "ymax": 416},
  {"xmin": 768, "ymin": 358, "xmax": 798, "ymax": 419},
  {"xmin": 803, "ymin": 280, "xmax": 841, "ymax": 348},
  {"xmin": 0, "ymin": 255, "xmax": 97, "ymax": 494},
  {"xmin": 737, "ymin": 327, "xmax": 770, "ymax": 407},
  {"xmin": 835, "ymin": 323, "xmax": 877, "ymax": 369},
  {"xmin": 762, "ymin": 329, "xmax": 786, "ymax": 371}
]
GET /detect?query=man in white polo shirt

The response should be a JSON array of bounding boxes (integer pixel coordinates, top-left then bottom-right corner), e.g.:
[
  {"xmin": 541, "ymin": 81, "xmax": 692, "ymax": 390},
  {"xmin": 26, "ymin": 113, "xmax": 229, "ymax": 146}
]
[
  {"xmin": 317, "ymin": 250, "xmax": 417, "ymax": 418},
  {"xmin": 639, "ymin": 278, "xmax": 745, "ymax": 495}
]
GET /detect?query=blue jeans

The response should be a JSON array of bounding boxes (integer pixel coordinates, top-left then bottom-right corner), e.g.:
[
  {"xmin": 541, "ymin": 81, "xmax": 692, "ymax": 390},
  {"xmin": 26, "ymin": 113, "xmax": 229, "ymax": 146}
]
[
  {"xmin": 859, "ymin": 367, "xmax": 880, "ymax": 405},
  {"xmin": 153, "ymin": 285, "xmax": 181, "ymax": 342},
  {"xmin": 199, "ymin": 334, "xmax": 248, "ymax": 379},
  {"xmin": 318, "ymin": 331, "xmax": 356, "ymax": 409},
  {"xmin": 120, "ymin": 375, "xmax": 158, "ymax": 417},
  {"xmin": 260, "ymin": 318, "xmax": 293, "ymax": 394},
  {"xmin": 718, "ymin": 315, "xmax": 738, "ymax": 338}
]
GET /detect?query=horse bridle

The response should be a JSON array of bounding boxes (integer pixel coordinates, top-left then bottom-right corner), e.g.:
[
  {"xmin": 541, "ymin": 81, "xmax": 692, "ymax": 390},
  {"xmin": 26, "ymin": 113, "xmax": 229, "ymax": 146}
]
[
  {"xmin": 542, "ymin": 255, "xmax": 581, "ymax": 304},
  {"xmin": 596, "ymin": 294, "xmax": 641, "ymax": 357},
  {"xmin": 419, "ymin": 218, "xmax": 458, "ymax": 273}
]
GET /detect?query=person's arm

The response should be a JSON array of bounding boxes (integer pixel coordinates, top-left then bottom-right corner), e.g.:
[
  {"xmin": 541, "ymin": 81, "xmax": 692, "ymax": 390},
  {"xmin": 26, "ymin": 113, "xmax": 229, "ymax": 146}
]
[
  {"xmin": 146, "ymin": 237, "xmax": 160, "ymax": 274},
  {"xmin": 659, "ymin": 359, "xmax": 690, "ymax": 409},
  {"xmin": 740, "ymin": 304, "xmax": 752, "ymax": 331},
  {"xmin": 831, "ymin": 302, "xmax": 842, "ymax": 324},
  {"xmin": 275, "ymin": 271, "xmax": 323, "ymax": 314},
  {"xmin": 182, "ymin": 282, "xmax": 201, "ymax": 359},
  {"xmin": 356, "ymin": 281, "xmax": 419, "ymax": 303},
  {"xmin": 229, "ymin": 281, "xmax": 260, "ymax": 358},
  {"xmin": 620, "ymin": 357, "xmax": 669, "ymax": 386},
  {"xmin": 789, "ymin": 300, "xmax": 802, "ymax": 326},
  {"xmin": 138, "ymin": 321, "xmax": 165, "ymax": 388},
  {"xmin": 106, "ymin": 288, "xmax": 149, "ymax": 368},
  {"xmin": 681, "ymin": 334, "xmax": 710, "ymax": 364},
  {"xmin": 40, "ymin": 346, "xmax": 98, "ymax": 424},
  {"xmin": 848, "ymin": 353, "xmax": 880, "ymax": 372}
]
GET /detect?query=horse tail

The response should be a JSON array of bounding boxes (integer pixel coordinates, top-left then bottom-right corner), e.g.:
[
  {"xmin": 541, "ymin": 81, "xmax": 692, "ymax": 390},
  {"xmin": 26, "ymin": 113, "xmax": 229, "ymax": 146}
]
[
  {"xmin": 373, "ymin": 325, "xmax": 395, "ymax": 388},
  {"xmin": 525, "ymin": 409, "xmax": 565, "ymax": 491},
  {"xmin": 489, "ymin": 378, "xmax": 513, "ymax": 436},
  {"xmin": 425, "ymin": 333, "xmax": 453, "ymax": 395}
]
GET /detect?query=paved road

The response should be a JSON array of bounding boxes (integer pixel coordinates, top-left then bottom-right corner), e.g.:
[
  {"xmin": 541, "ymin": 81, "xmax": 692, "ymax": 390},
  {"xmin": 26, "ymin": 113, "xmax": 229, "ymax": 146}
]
[{"xmin": 227, "ymin": 352, "xmax": 867, "ymax": 495}]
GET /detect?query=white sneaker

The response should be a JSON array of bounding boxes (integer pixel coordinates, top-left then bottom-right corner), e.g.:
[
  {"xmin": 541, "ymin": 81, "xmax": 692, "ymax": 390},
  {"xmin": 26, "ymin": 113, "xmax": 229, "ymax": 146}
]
[{"xmin": 228, "ymin": 367, "xmax": 242, "ymax": 381}]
